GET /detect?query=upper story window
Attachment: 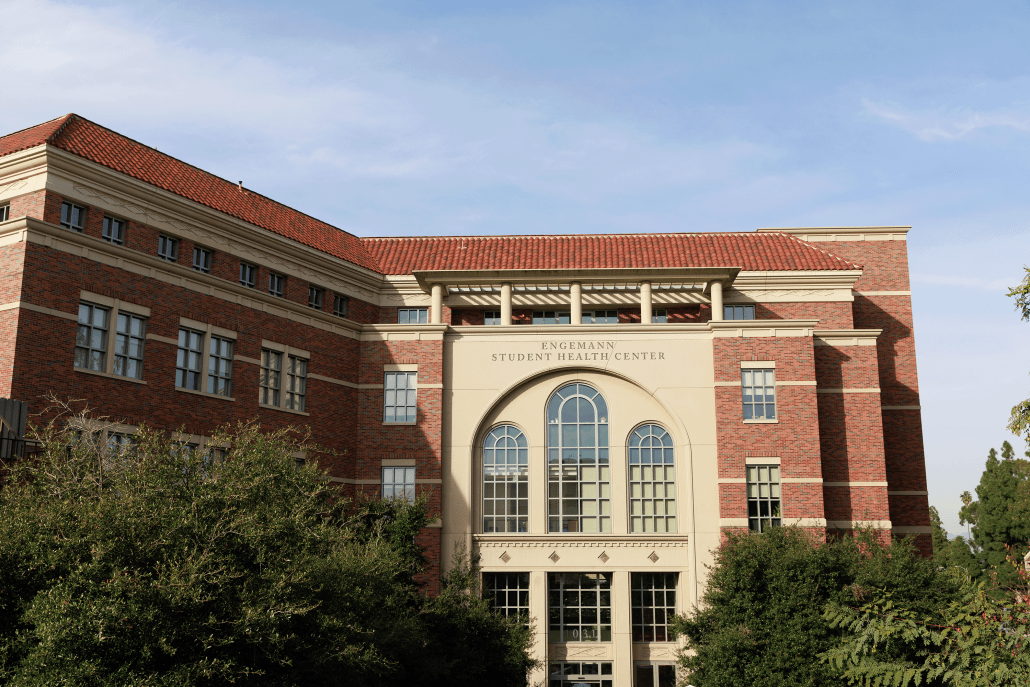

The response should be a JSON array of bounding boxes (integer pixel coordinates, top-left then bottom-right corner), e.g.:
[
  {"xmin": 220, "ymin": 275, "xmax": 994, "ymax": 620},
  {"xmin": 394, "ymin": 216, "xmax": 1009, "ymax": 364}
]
[
  {"xmin": 268, "ymin": 273, "xmax": 286, "ymax": 298},
  {"xmin": 207, "ymin": 336, "xmax": 234, "ymax": 397},
  {"xmin": 0, "ymin": 205, "xmax": 9, "ymax": 222},
  {"xmin": 113, "ymin": 312, "xmax": 146, "ymax": 379},
  {"xmin": 176, "ymin": 329, "xmax": 204, "ymax": 391},
  {"xmin": 482, "ymin": 425, "xmax": 528, "ymax": 533},
  {"xmin": 398, "ymin": 308, "xmax": 428, "ymax": 324},
  {"xmin": 484, "ymin": 310, "xmax": 502, "ymax": 325},
  {"xmin": 383, "ymin": 371, "xmax": 417, "ymax": 423},
  {"xmin": 382, "ymin": 466, "xmax": 416, "ymax": 502},
  {"xmin": 260, "ymin": 345, "xmax": 308, "ymax": 412},
  {"xmin": 547, "ymin": 383, "xmax": 610, "ymax": 533},
  {"xmin": 333, "ymin": 295, "xmax": 348, "ymax": 318},
  {"xmin": 75, "ymin": 299, "xmax": 148, "ymax": 380},
  {"xmin": 75, "ymin": 303, "xmax": 110, "ymax": 372},
  {"xmin": 631, "ymin": 573, "xmax": 677, "ymax": 642},
  {"xmin": 725, "ymin": 305, "xmax": 755, "ymax": 320},
  {"xmin": 533, "ymin": 311, "xmax": 570, "ymax": 325},
  {"xmin": 192, "ymin": 247, "xmax": 212, "ymax": 273},
  {"xmin": 549, "ymin": 573, "xmax": 612, "ymax": 642},
  {"xmin": 308, "ymin": 286, "xmax": 323, "ymax": 310},
  {"xmin": 628, "ymin": 424, "xmax": 677, "ymax": 533},
  {"xmin": 652, "ymin": 309, "xmax": 667, "ymax": 323},
  {"xmin": 102, "ymin": 216, "xmax": 125, "ymax": 244},
  {"xmin": 60, "ymin": 202, "xmax": 85, "ymax": 232},
  {"xmin": 747, "ymin": 464, "xmax": 781, "ymax": 532},
  {"xmin": 484, "ymin": 572, "xmax": 530, "ymax": 623},
  {"xmin": 239, "ymin": 263, "xmax": 257, "ymax": 288},
  {"xmin": 582, "ymin": 310, "xmax": 618, "ymax": 324},
  {"xmin": 742, "ymin": 369, "xmax": 776, "ymax": 420},
  {"xmin": 284, "ymin": 356, "xmax": 307, "ymax": 411},
  {"xmin": 176, "ymin": 322, "xmax": 236, "ymax": 397},
  {"xmin": 157, "ymin": 235, "xmax": 179, "ymax": 262}
]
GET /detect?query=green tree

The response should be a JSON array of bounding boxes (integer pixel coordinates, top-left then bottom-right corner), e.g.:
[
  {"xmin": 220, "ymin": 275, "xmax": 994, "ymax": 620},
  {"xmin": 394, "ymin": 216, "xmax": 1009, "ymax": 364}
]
[
  {"xmin": 671, "ymin": 527, "xmax": 961, "ymax": 687},
  {"xmin": 930, "ymin": 507, "xmax": 979, "ymax": 577},
  {"xmin": 1007, "ymin": 266, "xmax": 1030, "ymax": 442},
  {"xmin": 0, "ymin": 409, "xmax": 534, "ymax": 686}
]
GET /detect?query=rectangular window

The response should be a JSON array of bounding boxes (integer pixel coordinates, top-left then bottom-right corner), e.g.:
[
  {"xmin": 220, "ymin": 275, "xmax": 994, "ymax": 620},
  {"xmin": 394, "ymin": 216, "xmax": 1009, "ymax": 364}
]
[
  {"xmin": 207, "ymin": 336, "xmax": 234, "ymax": 396},
  {"xmin": 333, "ymin": 295, "xmax": 349, "ymax": 317},
  {"xmin": 260, "ymin": 349, "xmax": 282, "ymax": 406},
  {"xmin": 113, "ymin": 312, "xmax": 146, "ymax": 379},
  {"xmin": 239, "ymin": 262, "xmax": 257, "ymax": 288},
  {"xmin": 631, "ymin": 573, "xmax": 677, "ymax": 642},
  {"xmin": 533, "ymin": 311, "xmax": 571, "ymax": 325},
  {"xmin": 175, "ymin": 329, "xmax": 204, "ymax": 391},
  {"xmin": 158, "ymin": 235, "xmax": 179, "ymax": 262},
  {"xmin": 106, "ymin": 432, "xmax": 137, "ymax": 455},
  {"xmin": 0, "ymin": 205, "xmax": 9, "ymax": 222},
  {"xmin": 484, "ymin": 310, "xmax": 502, "ymax": 325},
  {"xmin": 582, "ymin": 310, "xmax": 618, "ymax": 324},
  {"xmin": 483, "ymin": 572, "xmax": 530, "ymax": 623},
  {"xmin": 60, "ymin": 202, "xmax": 85, "ymax": 232},
  {"xmin": 74, "ymin": 303, "xmax": 110, "ymax": 372},
  {"xmin": 548, "ymin": 573, "xmax": 612, "ymax": 643},
  {"xmin": 398, "ymin": 308, "xmax": 428, "ymax": 324},
  {"xmin": 192, "ymin": 247, "xmax": 212, "ymax": 273},
  {"xmin": 268, "ymin": 273, "xmax": 285, "ymax": 298},
  {"xmin": 285, "ymin": 355, "xmax": 307, "ymax": 411},
  {"xmin": 634, "ymin": 664, "xmax": 676, "ymax": 687},
  {"xmin": 652, "ymin": 309, "xmax": 667, "ymax": 324},
  {"xmin": 725, "ymin": 304, "xmax": 755, "ymax": 320},
  {"xmin": 102, "ymin": 216, "xmax": 125, "ymax": 244},
  {"xmin": 307, "ymin": 286, "xmax": 323, "ymax": 310},
  {"xmin": 742, "ymin": 369, "xmax": 776, "ymax": 420},
  {"xmin": 384, "ymin": 371, "xmax": 417, "ymax": 422},
  {"xmin": 747, "ymin": 465, "xmax": 781, "ymax": 532},
  {"xmin": 549, "ymin": 663, "xmax": 613, "ymax": 687},
  {"xmin": 382, "ymin": 466, "xmax": 415, "ymax": 502}
]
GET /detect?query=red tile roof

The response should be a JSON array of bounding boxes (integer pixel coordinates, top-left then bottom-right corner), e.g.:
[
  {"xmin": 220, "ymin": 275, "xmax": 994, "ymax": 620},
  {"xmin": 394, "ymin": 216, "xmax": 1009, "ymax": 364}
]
[
  {"xmin": 361, "ymin": 233, "xmax": 860, "ymax": 274},
  {"xmin": 0, "ymin": 115, "xmax": 860, "ymax": 277}
]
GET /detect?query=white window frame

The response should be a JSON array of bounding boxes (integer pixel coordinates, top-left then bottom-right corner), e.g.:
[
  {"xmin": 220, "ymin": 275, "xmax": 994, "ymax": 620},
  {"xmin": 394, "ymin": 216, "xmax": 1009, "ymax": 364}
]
[
  {"xmin": 259, "ymin": 341, "xmax": 310, "ymax": 415},
  {"xmin": 381, "ymin": 466, "xmax": 416, "ymax": 502},
  {"xmin": 482, "ymin": 424, "xmax": 529, "ymax": 533},
  {"xmin": 383, "ymin": 366, "xmax": 418, "ymax": 424},
  {"xmin": 174, "ymin": 318, "xmax": 238, "ymax": 400},
  {"xmin": 73, "ymin": 292, "xmax": 150, "ymax": 384},
  {"xmin": 747, "ymin": 464, "xmax": 781, "ymax": 532},
  {"xmin": 628, "ymin": 424, "xmax": 677, "ymax": 533},
  {"xmin": 741, "ymin": 363, "xmax": 777, "ymax": 423}
]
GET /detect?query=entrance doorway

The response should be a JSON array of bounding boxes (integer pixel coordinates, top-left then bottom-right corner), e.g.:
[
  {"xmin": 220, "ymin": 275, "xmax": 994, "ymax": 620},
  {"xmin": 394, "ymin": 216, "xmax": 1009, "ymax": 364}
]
[
  {"xmin": 548, "ymin": 661, "xmax": 613, "ymax": 687},
  {"xmin": 634, "ymin": 663, "xmax": 676, "ymax": 687}
]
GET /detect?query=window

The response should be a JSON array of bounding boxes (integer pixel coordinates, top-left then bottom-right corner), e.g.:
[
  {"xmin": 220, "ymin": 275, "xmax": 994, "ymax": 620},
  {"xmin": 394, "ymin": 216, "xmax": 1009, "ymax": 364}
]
[
  {"xmin": 742, "ymin": 369, "xmax": 776, "ymax": 420},
  {"xmin": 333, "ymin": 295, "xmax": 349, "ymax": 317},
  {"xmin": 60, "ymin": 202, "xmax": 85, "ymax": 232},
  {"xmin": 106, "ymin": 432, "xmax": 137, "ymax": 455},
  {"xmin": 74, "ymin": 303, "xmax": 110, "ymax": 372},
  {"xmin": 0, "ymin": 205, "xmax": 9, "ymax": 222},
  {"xmin": 631, "ymin": 573, "xmax": 677, "ymax": 642},
  {"xmin": 308, "ymin": 286, "xmax": 323, "ymax": 310},
  {"xmin": 268, "ymin": 273, "xmax": 285, "ymax": 298},
  {"xmin": 207, "ymin": 336, "xmax": 234, "ymax": 396},
  {"xmin": 484, "ymin": 310, "xmax": 502, "ymax": 325},
  {"xmin": 747, "ymin": 464, "xmax": 781, "ymax": 532},
  {"xmin": 482, "ymin": 425, "xmax": 528, "ymax": 533},
  {"xmin": 484, "ymin": 572, "xmax": 530, "ymax": 622},
  {"xmin": 549, "ymin": 663, "xmax": 613, "ymax": 687},
  {"xmin": 192, "ymin": 247, "xmax": 212, "ymax": 273},
  {"xmin": 113, "ymin": 312, "xmax": 146, "ymax": 380},
  {"xmin": 239, "ymin": 262, "xmax": 257, "ymax": 288},
  {"xmin": 384, "ymin": 371, "xmax": 417, "ymax": 422},
  {"xmin": 547, "ymin": 383, "xmax": 610, "ymax": 533},
  {"xmin": 533, "ymin": 311, "xmax": 571, "ymax": 325},
  {"xmin": 725, "ymin": 304, "xmax": 755, "ymax": 320},
  {"xmin": 628, "ymin": 425, "xmax": 677, "ymax": 533},
  {"xmin": 102, "ymin": 216, "xmax": 125, "ymax": 244},
  {"xmin": 175, "ymin": 329, "xmax": 204, "ymax": 391},
  {"xmin": 651, "ymin": 309, "xmax": 667, "ymax": 324},
  {"xmin": 398, "ymin": 308, "xmax": 428, "ymax": 324},
  {"xmin": 382, "ymin": 466, "xmax": 415, "ymax": 502},
  {"xmin": 634, "ymin": 664, "xmax": 677, "ymax": 687},
  {"xmin": 260, "ymin": 349, "xmax": 281, "ymax": 406},
  {"xmin": 581, "ymin": 310, "xmax": 618, "ymax": 324},
  {"xmin": 158, "ymin": 235, "xmax": 179, "ymax": 262},
  {"xmin": 285, "ymin": 355, "xmax": 307, "ymax": 411},
  {"xmin": 548, "ymin": 573, "xmax": 611, "ymax": 642}
]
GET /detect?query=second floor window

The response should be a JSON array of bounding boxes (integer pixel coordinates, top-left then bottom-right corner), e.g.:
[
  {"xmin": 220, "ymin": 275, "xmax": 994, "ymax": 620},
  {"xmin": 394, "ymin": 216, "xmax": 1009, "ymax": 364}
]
[
  {"xmin": 482, "ymin": 425, "xmax": 528, "ymax": 533},
  {"xmin": 285, "ymin": 355, "xmax": 307, "ymax": 411},
  {"xmin": 239, "ymin": 263, "xmax": 256, "ymax": 288},
  {"xmin": 484, "ymin": 572, "xmax": 530, "ymax": 624},
  {"xmin": 725, "ymin": 304, "xmax": 755, "ymax": 320},
  {"xmin": 533, "ymin": 311, "xmax": 570, "ymax": 325},
  {"xmin": 175, "ymin": 329, "xmax": 204, "ymax": 391},
  {"xmin": 75, "ymin": 303, "xmax": 110, "ymax": 372},
  {"xmin": 158, "ymin": 235, "xmax": 179, "ymax": 262},
  {"xmin": 308, "ymin": 287, "xmax": 323, "ymax": 310},
  {"xmin": 742, "ymin": 369, "xmax": 776, "ymax": 420},
  {"xmin": 747, "ymin": 464, "xmax": 781, "ymax": 532},
  {"xmin": 193, "ymin": 247, "xmax": 212, "ymax": 273},
  {"xmin": 260, "ymin": 347, "xmax": 309, "ymax": 411},
  {"xmin": 398, "ymin": 308, "xmax": 428, "ymax": 324},
  {"xmin": 113, "ymin": 312, "xmax": 146, "ymax": 379},
  {"xmin": 382, "ymin": 466, "xmax": 415, "ymax": 502},
  {"xmin": 75, "ymin": 300, "xmax": 148, "ymax": 378},
  {"xmin": 547, "ymin": 383, "xmax": 610, "ymax": 533},
  {"xmin": 268, "ymin": 273, "xmax": 285, "ymax": 298},
  {"xmin": 384, "ymin": 371, "xmax": 416, "ymax": 422},
  {"xmin": 631, "ymin": 573, "xmax": 677, "ymax": 642},
  {"xmin": 102, "ymin": 216, "xmax": 125, "ymax": 244},
  {"xmin": 582, "ymin": 310, "xmax": 618, "ymax": 324},
  {"xmin": 207, "ymin": 336, "xmax": 234, "ymax": 396},
  {"xmin": 549, "ymin": 573, "xmax": 612, "ymax": 643},
  {"xmin": 0, "ymin": 205, "xmax": 9, "ymax": 222},
  {"xmin": 629, "ymin": 424, "xmax": 677, "ymax": 533},
  {"xmin": 260, "ymin": 349, "xmax": 282, "ymax": 406},
  {"xmin": 61, "ymin": 202, "xmax": 85, "ymax": 232},
  {"xmin": 333, "ymin": 295, "xmax": 348, "ymax": 317}
]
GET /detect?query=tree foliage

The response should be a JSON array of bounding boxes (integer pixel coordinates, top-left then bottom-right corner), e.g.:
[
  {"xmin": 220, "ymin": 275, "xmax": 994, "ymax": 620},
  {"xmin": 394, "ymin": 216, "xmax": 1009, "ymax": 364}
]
[
  {"xmin": 671, "ymin": 526, "xmax": 961, "ymax": 687},
  {"xmin": 1006, "ymin": 265, "xmax": 1030, "ymax": 442},
  {"xmin": 0, "ymin": 409, "xmax": 534, "ymax": 687}
]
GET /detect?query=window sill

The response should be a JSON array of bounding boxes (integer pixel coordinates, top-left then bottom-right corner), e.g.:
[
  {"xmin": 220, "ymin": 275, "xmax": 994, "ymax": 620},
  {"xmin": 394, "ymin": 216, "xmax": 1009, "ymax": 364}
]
[
  {"xmin": 74, "ymin": 367, "xmax": 147, "ymax": 385},
  {"xmin": 175, "ymin": 386, "xmax": 235, "ymax": 402},
  {"xmin": 259, "ymin": 403, "xmax": 310, "ymax": 416},
  {"xmin": 743, "ymin": 418, "xmax": 779, "ymax": 424},
  {"xmin": 382, "ymin": 420, "xmax": 417, "ymax": 426}
]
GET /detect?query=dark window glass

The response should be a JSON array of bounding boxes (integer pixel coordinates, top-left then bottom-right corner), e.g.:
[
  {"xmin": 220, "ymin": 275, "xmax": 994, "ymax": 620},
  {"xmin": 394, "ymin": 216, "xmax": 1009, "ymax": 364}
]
[{"xmin": 102, "ymin": 216, "xmax": 125, "ymax": 244}]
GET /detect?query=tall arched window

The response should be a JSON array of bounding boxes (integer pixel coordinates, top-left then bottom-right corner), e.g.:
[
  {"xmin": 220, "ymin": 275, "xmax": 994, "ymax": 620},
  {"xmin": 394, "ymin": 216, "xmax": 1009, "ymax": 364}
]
[
  {"xmin": 547, "ymin": 383, "xmax": 610, "ymax": 533},
  {"xmin": 483, "ymin": 425, "xmax": 528, "ymax": 533},
  {"xmin": 628, "ymin": 424, "xmax": 676, "ymax": 533}
]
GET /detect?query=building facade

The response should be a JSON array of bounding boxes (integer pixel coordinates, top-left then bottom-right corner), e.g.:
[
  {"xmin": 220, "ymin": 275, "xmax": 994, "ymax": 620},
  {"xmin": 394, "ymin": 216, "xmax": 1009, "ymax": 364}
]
[{"xmin": 0, "ymin": 115, "xmax": 930, "ymax": 687}]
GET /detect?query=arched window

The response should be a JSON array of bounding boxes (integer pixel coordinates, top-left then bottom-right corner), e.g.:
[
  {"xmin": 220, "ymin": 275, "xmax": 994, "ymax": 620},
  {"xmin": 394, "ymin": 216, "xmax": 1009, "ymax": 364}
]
[
  {"xmin": 547, "ymin": 383, "xmax": 610, "ymax": 533},
  {"xmin": 483, "ymin": 425, "xmax": 528, "ymax": 533},
  {"xmin": 628, "ymin": 424, "xmax": 677, "ymax": 533}
]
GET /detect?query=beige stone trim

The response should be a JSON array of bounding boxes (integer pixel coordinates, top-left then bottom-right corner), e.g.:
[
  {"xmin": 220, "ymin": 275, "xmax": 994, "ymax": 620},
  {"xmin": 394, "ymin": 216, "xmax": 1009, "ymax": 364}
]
[
  {"xmin": 814, "ymin": 329, "xmax": 881, "ymax": 347},
  {"xmin": 234, "ymin": 354, "xmax": 262, "ymax": 366},
  {"xmin": 261, "ymin": 340, "xmax": 310, "ymax": 357},
  {"xmin": 719, "ymin": 518, "xmax": 749, "ymax": 526},
  {"xmin": 382, "ymin": 458, "xmax": 416, "ymax": 466},
  {"xmin": 307, "ymin": 373, "xmax": 359, "ymax": 389},
  {"xmin": 782, "ymin": 478, "xmax": 823, "ymax": 484},
  {"xmin": 717, "ymin": 477, "xmax": 746, "ymax": 483},
  {"xmin": 892, "ymin": 526, "xmax": 932, "ymax": 534},
  {"xmin": 817, "ymin": 388, "xmax": 881, "ymax": 394},
  {"xmin": 777, "ymin": 380, "xmax": 817, "ymax": 386},
  {"xmin": 174, "ymin": 386, "xmax": 234, "ymax": 402},
  {"xmin": 823, "ymin": 481, "xmax": 888, "ymax": 487},
  {"xmin": 0, "ymin": 300, "xmax": 78, "ymax": 321},
  {"xmin": 745, "ymin": 457, "xmax": 780, "ymax": 465},
  {"xmin": 710, "ymin": 320, "xmax": 818, "ymax": 338},
  {"xmin": 714, "ymin": 380, "xmax": 741, "ymax": 386},
  {"xmin": 74, "ymin": 367, "xmax": 147, "ymax": 385},
  {"xmin": 180, "ymin": 317, "xmax": 237, "ymax": 340},
  {"xmin": 146, "ymin": 333, "xmax": 178, "ymax": 346},
  {"xmin": 550, "ymin": 644, "xmax": 613, "ymax": 660},
  {"xmin": 827, "ymin": 520, "xmax": 892, "ymax": 529},
  {"xmin": 756, "ymin": 226, "xmax": 910, "ymax": 242},
  {"xmin": 474, "ymin": 535, "xmax": 688, "ymax": 547},
  {"xmin": 740, "ymin": 360, "xmax": 775, "ymax": 368},
  {"xmin": 258, "ymin": 402, "xmax": 310, "ymax": 417},
  {"xmin": 743, "ymin": 418, "xmax": 779, "ymax": 424},
  {"xmin": 384, "ymin": 363, "xmax": 418, "ymax": 372},
  {"xmin": 888, "ymin": 491, "xmax": 928, "ymax": 496},
  {"xmin": 720, "ymin": 517, "xmax": 827, "ymax": 527},
  {"xmin": 728, "ymin": 270, "xmax": 862, "ymax": 303},
  {"xmin": 81, "ymin": 290, "xmax": 152, "ymax": 317},
  {"xmin": 632, "ymin": 644, "xmax": 678, "ymax": 661}
]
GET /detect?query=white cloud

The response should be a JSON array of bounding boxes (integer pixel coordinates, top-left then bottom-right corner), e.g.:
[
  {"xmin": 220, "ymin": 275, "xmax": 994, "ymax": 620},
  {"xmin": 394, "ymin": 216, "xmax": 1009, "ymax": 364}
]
[{"xmin": 862, "ymin": 98, "xmax": 1030, "ymax": 142}]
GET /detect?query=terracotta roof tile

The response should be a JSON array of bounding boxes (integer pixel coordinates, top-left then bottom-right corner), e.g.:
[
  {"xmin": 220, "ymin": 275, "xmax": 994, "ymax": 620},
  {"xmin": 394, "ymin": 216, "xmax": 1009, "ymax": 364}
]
[
  {"xmin": 361, "ymin": 233, "xmax": 860, "ymax": 274},
  {"xmin": 0, "ymin": 114, "xmax": 74, "ymax": 158}
]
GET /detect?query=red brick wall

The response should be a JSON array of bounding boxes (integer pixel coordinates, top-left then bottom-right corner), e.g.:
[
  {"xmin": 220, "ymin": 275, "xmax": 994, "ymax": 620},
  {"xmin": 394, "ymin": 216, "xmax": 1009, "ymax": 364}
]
[{"xmin": 758, "ymin": 301, "xmax": 854, "ymax": 329}]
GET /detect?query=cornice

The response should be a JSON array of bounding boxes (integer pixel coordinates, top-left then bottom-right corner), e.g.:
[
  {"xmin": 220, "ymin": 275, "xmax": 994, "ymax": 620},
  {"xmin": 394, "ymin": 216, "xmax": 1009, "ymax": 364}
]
[
  {"xmin": 814, "ymin": 329, "xmax": 882, "ymax": 346},
  {"xmin": 0, "ymin": 145, "xmax": 50, "ymax": 187},
  {"xmin": 412, "ymin": 267, "xmax": 741, "ymax": 294},
  {"xmin": 473, "ymin": 534, "xmax": 689, "ymax": 547},
  {"xmin": 40, "ymin": 146, "xmax": 387, "ymax": 300},
  {"xmin": 708, "ymin": 319, "xmax": 819, "ymax": 338},
  {"xmin": 755, "ymin": 226, "xmax": 910, "ymax": 242},
  {"xmin": 445, "ymin": 323, "xmax": 711, "ymax": 339}
]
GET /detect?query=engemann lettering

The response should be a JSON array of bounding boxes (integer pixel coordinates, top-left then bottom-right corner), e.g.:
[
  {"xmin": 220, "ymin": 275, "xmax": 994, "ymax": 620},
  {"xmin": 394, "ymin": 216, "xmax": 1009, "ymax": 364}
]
[{"xmin": 489, "ymin": 340, "xmax": 665, "ymax": 363}]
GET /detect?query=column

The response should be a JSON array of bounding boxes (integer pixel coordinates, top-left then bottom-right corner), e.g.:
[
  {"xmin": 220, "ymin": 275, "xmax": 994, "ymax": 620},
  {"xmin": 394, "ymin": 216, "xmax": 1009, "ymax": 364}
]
[
  {"xmin": 529, "ymin": 570, "xmax": 550, "ymax": 686},
  {"xmin": 640, "ymin": 281, "xmax": 652, "ymax": 324},
  {"xmin": 612, "ymin": 570, "xmax": 633, "ymax": 687},
  {"xmin": 570, "ymin": 282, "xmax": 582, "ymax": 324},
  {"xmin": 500, "ymin": 282, "xmax": 512, "ymax": 324},
  {"xmin": 711, "ymin": 281, "xmax": 724, "ymax": 321},
  {"xmin": 430, "ymin": 283, "xmax": 444, "ymax": 324}
]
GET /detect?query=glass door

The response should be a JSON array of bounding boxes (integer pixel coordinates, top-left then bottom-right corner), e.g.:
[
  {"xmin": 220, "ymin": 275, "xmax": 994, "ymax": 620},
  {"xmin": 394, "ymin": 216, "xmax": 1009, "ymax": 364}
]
[
  {"xmin": 548, "ymin": 661, "xmax": 614, "ymax": 687},
  {"xmin": 634, "ymin": 663, "xmax": 676, "ymax": 687}
]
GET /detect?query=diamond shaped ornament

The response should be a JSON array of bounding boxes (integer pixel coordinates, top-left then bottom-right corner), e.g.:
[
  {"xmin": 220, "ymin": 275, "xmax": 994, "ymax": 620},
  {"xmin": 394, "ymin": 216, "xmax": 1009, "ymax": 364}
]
[
  {"xmin": 499, "ymin": 551, "xmax": 511, "ymax": 563},
  {"xmin": 648, "ymin": 551, "xmax": 660, "ymax": 563},
  {"xmin": 549, "ymin": 551, "xmax": 561, "ymax": 563},
  {"xmin": 598, "ymin": 551, "xmax": 610, "ymax": 563}
]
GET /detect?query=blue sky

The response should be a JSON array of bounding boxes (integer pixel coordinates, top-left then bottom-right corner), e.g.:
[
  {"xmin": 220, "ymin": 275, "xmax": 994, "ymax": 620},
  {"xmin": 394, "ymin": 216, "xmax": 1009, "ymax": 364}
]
[{"xmin": 2, "ymin": 0, "xmax": 1028, "ymax": 536}]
